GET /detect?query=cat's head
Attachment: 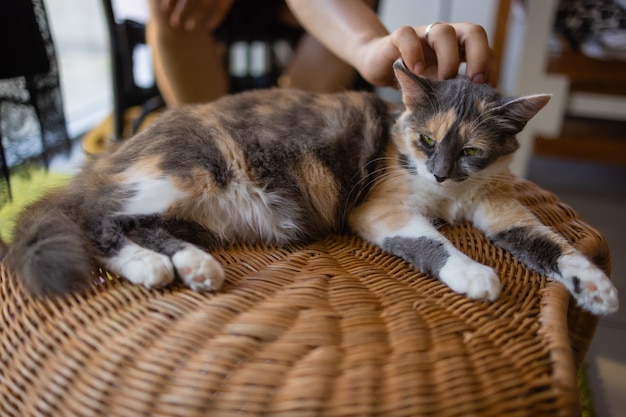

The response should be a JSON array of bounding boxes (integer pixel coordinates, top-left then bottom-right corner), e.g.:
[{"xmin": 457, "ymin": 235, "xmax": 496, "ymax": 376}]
[{"xmin": 392, "ymin": 59, "xmax": 550, "ymax": 184}]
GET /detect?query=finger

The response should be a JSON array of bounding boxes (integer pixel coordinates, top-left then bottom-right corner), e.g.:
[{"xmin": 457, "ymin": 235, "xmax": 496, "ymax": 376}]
[
  {"xmin": 172, "ymin": 0, "xmax": 199, "ymax": 30},
  {"xmin": 454, "ymin": 23, "xmax": 491, "ymax": 83},
  {"xmin": 422, "ymin": 22, "xmax": 460, "ymax": 80},
  {"xmin": 160, "ymin": 0, "xmax": 176, "ymax": 14},
  {"xmin": 150, "ymin": 0, "xmax": 174, "ymax": 24},
  {"xmin": 390, "ymin": 26, "xmax": 426, "ymax": 75},
  {"xmin": 183, "ymin": 0, "xmax": 215, "ymax": 31},
  {"xmin": 168, "ymin": 0, "xmax": 186, "ymax": 27}
]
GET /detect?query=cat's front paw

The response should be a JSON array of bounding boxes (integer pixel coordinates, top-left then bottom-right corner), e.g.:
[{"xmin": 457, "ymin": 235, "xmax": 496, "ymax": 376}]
[
  {"xmin": 559, "ymin": 254, "xmax": 618, "ymax": 315},
  {"xmin": 172, "ymin": 246, "xmax": 225, "ymax": 292},
  {"xmin": 439, "ymin": 256, "xmax": 501, "ymax": 301}
]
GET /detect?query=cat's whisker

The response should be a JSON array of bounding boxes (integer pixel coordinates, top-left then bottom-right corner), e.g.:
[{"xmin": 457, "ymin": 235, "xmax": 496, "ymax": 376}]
[
  {"xmin": 463, "ymin": 174, "xmax": 521, "ymax": 200},
  {"xmin": 343, "ymin": 159, "xmax": 407, "ymax": 217}
]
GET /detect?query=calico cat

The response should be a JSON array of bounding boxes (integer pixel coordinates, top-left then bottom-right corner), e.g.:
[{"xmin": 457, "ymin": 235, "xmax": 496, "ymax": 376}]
[{"xmin": 6, "ymin": 59, "xmax": 618, "ymax": 315}]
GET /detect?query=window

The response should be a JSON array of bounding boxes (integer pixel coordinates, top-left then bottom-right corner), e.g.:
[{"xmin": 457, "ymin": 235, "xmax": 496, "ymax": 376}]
[{"xmin": 47, "ymin": 0, "xmax": 112, "ymax": 138}]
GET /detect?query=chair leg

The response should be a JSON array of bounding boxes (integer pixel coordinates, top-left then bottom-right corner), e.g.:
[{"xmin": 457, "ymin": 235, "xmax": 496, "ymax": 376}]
[{"xmin": 0, "ymin": 124, "xmax": 12, "ymax": 203}]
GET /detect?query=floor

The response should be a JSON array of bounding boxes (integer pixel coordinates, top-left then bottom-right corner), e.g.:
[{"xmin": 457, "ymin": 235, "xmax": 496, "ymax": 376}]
[{"xmin": 526, "ymin": 156, "xmax": 626, "ymax": 417}]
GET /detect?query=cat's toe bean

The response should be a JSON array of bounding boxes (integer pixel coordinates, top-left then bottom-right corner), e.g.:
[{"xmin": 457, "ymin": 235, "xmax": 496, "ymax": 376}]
[
  {"xmin": 576, "ymin": 277, "xmax": 618, "ymax": 316},
  {"xmin": 439, "ymin": 256, "xmax": 501, "ymax": 301},
  {"xmin": 172, "ymin": 246, "xmax": 225, "ymax": 292},
  {"xmin": 588, "ymin": 282, "xmax": 619, "ymax": 315},
  {"xmin": 560, "ymin": 255, "xmax": 619, "ymax": 315}
]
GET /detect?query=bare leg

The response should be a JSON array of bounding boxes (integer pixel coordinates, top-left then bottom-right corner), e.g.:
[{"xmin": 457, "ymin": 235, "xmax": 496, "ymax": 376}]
[
  {"xmin": 146, "ymin": 0, "xmax": 228, "ymax": 106},
  {"xmin": 279, "ymin": 33, "xmax": 357, "ymax": 93}
]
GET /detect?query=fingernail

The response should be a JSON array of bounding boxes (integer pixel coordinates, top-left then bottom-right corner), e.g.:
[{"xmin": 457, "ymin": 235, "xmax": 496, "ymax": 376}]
[
  {"xmin": 413, "ymin": 62, "xmax": 424, "ymax": 74},
  {"xmin": 471, "ymin": 73, "xmax": 485, "ymax": 84}
]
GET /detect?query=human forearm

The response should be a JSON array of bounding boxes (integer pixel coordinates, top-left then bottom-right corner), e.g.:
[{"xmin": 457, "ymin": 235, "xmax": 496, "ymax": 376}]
[
  {"xmin": 286, "ymin": 1, "xmax": 493, "ymax": 86},
  {"xmin": 285, "ymin": 0, "xmax": 388, "ymax": 82}
]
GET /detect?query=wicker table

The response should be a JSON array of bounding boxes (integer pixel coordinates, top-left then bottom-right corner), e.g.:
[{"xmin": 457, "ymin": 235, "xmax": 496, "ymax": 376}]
[{"xmin": 0, "ymin": 178, "xmax": 607, "ymax": 416}]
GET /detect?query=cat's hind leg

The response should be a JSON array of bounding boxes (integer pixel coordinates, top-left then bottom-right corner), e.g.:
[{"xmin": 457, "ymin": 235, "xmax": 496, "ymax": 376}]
[
  {"xmin": 124, "ymin": 216, "xmax": 224, "ymax": 291},
  {"xmin": 103, "ymin": 240, "xmax": 176, "ymax": 289},
  {"xmin": 85, "ymin": 214, "xmax": 176, "ymax": 289},
  {"xmin": 170, "ymin": 245, "xmax": 224, "ymax": 292},
  {"xmin": 103, "ymin": 240, "xmax": 224, "ymax": 292}
]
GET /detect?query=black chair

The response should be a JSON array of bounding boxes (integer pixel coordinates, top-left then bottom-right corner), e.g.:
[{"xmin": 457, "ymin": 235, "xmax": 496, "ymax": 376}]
[{"xmin": 101, "ymin": 0, "xmax": 163, "ymax": 140}]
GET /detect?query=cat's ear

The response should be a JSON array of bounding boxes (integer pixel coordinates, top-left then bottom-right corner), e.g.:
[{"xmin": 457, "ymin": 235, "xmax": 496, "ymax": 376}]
[
  {"xmin": 496, "ymin": 94, "xmax": 552, "ymax": 133},
  {"xmin": 393, "ymin": 59, "xmax": 434, "ymax": 108}
]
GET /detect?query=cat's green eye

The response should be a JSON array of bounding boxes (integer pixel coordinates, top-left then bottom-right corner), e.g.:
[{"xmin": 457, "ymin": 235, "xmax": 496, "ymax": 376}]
[
  {"xmin": 463, "ymin": 147, "xmax": 481, "ymax": 157},
  {"xmin": 420, "ymin": 134, "xmax": 435, "ymax": 147}
]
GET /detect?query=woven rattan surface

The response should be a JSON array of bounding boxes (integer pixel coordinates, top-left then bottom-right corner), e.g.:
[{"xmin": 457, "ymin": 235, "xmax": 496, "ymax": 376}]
[{"xmin": 0, "ymin": 178, "xmax": 608, "ymax": 417}]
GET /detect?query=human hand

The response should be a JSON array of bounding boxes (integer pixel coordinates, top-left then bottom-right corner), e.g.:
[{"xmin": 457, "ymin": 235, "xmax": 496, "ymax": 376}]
[
  {"xmin": 358, "ymin": 22, "xmax": 492, "ymax": 86},
  {"xmin": 157, "ymin": 0, "xmax": 235, "ymax": 31}
]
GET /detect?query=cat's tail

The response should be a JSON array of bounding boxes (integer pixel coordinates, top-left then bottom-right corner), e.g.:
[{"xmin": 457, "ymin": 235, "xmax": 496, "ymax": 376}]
[{"xmin": 5, "ymin": 195, "xmax": 94, "ymax": 296}]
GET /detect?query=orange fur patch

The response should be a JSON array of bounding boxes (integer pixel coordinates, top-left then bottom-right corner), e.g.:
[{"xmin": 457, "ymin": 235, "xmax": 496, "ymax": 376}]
[
  {"xmin": 459, "ymin": 119, "xmax": 495, "ymax": 151},
  {"xmin": 425, "ymin": 109, "xmax": 458, "ymax": 142},
  {"xmin": 109, "ymin": 155, "xmax": 163, "ymax": 184},
  {"xmin": 477, "ymin": 181, "xmax": 542, "ymax": 233},
  {"xmin": 294, "ymin": 152, "xmax": 340, "ymax": 226},
  {"xmin": 349, "ymin": 147, "xmax": 414, "ymax": 237}
]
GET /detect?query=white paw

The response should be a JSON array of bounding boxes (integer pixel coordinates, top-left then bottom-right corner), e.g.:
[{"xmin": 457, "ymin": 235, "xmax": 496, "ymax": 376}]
[
  {"xmin": 103, "ymin": 243, "xmax": 175, "ymax": 289},
  {"xmin": 439, "ymin": 255, "xmax": 501, "ymax": 301},
  {"xmin": 559, "ymin": 254, "xmax": 619, "ymax": 315},
  {"xmin": 172, "ymin": 246, "xmax": 225, "ymax": 292}
]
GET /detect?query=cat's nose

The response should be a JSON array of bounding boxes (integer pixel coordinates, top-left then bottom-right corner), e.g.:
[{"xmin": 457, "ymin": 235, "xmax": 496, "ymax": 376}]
[{"xmin": 434, "ymin": 174, "xmax": 447, "ymax": 183}]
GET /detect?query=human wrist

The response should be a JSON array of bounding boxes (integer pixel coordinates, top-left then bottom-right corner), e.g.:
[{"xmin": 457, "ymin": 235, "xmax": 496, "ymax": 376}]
[{"xmin": 348, "ymin": 33, "xmax": 381, "ymax": 84}]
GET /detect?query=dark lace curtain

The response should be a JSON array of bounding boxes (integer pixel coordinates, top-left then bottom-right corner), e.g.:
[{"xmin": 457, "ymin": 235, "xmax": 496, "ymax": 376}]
[{"xmin": 0, "ymin": 0, "xmax": 70, "ymax": 204}]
